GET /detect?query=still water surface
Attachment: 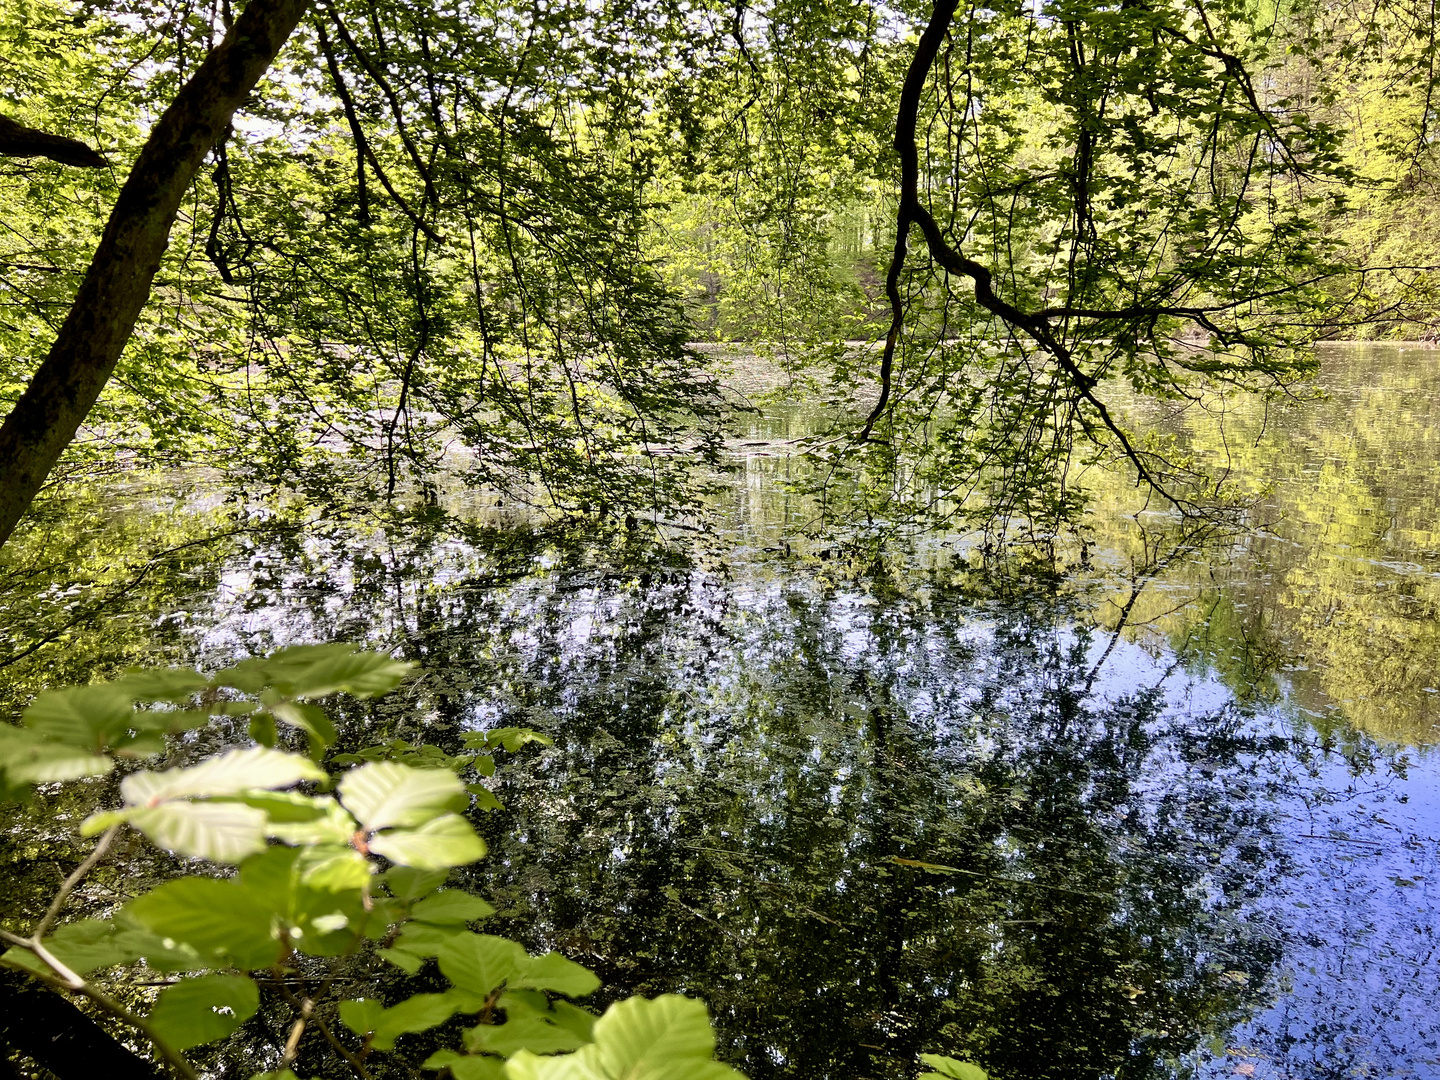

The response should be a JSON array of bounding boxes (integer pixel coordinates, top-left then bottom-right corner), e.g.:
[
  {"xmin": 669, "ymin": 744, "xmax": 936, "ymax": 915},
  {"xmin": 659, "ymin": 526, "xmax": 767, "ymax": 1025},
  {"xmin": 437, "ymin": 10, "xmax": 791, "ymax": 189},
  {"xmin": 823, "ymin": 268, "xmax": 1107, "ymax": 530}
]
[{"xmin": 7, "ymin": 344, "xmax": 1440, "ymax": 1079}]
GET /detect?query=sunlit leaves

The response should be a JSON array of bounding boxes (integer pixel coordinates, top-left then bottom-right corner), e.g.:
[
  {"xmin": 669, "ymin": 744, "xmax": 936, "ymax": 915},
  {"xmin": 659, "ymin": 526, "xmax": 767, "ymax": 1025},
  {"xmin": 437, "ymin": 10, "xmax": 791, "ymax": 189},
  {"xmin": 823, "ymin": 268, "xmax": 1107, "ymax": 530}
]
[
  {"xmin": 339, "ymin": 763, "xmax": 470, "ymax": 829},
  {"xmin": 504, "ymin": 996, "xmax": 742, "ymax": 1080},
  {"xmin": 368, "ymin": 813, "xmax": 487, "ymax": 869},
  {"xmin": 148, "ymin": 974, "xmax": 260, "ymax": 1050},
  {"xmin": 122, "ymin": 747, "xmax": 325, "ymax": 804},
  {"xmin": 121, "ymin": 801, "xmax": 272, "ymax": 864},
  {"xmin": 919, "ymin": 1055, "xmax": 988, "ymax": 1080},
  {"xmin": 80, "ymin": 747, "xmax": 327, "ymax": 862},
  {"xmin": 410, "ymin": 891, "xmax": 497, "ymax": 925}
]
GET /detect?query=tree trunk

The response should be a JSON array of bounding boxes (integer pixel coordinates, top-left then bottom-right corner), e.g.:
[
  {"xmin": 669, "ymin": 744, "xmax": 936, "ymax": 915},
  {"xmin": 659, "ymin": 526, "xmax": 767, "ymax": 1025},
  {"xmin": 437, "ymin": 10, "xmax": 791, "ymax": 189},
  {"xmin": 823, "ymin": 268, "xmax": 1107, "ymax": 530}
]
[
  {"xmin": 0, "ymin": 970, "xmax": 163, "ymax": 1080},
  {"xmin": 0, "ymin": 114, "xmax": 107, "ymax": 168},
  {"xmin": 0, "ymin": 0, "xmax": 313, "ymax": 550}
]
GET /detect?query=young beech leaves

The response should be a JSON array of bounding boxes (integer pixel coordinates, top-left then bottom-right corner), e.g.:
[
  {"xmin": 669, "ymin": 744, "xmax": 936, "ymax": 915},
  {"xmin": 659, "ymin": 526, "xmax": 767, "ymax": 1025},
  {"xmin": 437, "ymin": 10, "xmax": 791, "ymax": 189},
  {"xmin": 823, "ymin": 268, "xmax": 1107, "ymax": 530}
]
[
  {"xmin": 409, "ymin": 890, "xmax": 497, "ymax": 926},
  {"xmin": 80, "ymin": 748, "xmax": 325, "ymax": 862},
  {"xmin": 369, "ymin": 813, "xmax": 486, "ymax": 869},
  {"xmin": 0, "ymin": 919, "xmax": 146, "ymax": 977},
  {"xmin": 125, "ymin": 878, "xmax": 281, "ymax": 970},
  {"xmin": 503, "ymin": 995, "xmax": 743, "ymax": 1080},
  {"xmin": 148, "ymin": 974, "xmax": 260, "ymax": 1050},
  {"xmin": 424, "ymin": 1052, "xmax": 507, "ymax": 1080},
  {"xmin": 465, "ymin": 993, "xmax": 595, "ymax": 1056},
  {"xmin": 918, "ymin": 1055, "xmax": 989, "ymax": 1080},
  {"xmin": 114, "ymin": 667, "xmax": 211, "ymax": 701},
  {"xmin": 113, "ymin": 801, "xmax": 272, "ymax": 864},
  {"xmin": 23, "ymin": 683, "xmax": 135, "ymax": 749},
  {"xmin": 339, "ymin": 762, "xmax": 470, "ymax": 829},
  {"xmin": 339, "ymin": 762, "xmax": 486, "ymax": 870},
  {"xmin": 383, "ymin": 866, "xmax": 451, "ymax": 900},
  {"xmin": 120, "ymin": 747, "xmax": 326, "ymax": 804},
  {"xmin": 340, "ymin": 992, "xmax": 476, "ymax": 1051},
  {"xmin": 221, "ymin": 644, "xmax": 414, "ymax": 700}
]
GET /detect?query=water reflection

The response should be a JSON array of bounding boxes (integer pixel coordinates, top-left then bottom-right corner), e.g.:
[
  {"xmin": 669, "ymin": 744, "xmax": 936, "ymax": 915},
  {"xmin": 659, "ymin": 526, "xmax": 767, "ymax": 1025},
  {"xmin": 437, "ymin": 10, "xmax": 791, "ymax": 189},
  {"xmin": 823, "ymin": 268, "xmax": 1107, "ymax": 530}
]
[
  {"xmin": 1083, "ymin": 343, "xmax": 1440, "ymax": 747},
  {"xmin": 187, "ymin": 528, "xmax": 1439, "ymax": 1078},
  {"xmin": 2, "ymin": 345, "xmax": 1440, "ymax": 1076}
]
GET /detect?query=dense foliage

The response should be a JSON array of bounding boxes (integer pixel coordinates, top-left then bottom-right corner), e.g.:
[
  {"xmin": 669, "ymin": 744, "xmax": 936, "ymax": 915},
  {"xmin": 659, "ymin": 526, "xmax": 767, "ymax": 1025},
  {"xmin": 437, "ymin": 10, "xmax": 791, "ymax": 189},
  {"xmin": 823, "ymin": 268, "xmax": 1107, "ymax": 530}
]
[{"xmin": 3, "ymin": 0, "xmax": 1438, "ymax": 543}]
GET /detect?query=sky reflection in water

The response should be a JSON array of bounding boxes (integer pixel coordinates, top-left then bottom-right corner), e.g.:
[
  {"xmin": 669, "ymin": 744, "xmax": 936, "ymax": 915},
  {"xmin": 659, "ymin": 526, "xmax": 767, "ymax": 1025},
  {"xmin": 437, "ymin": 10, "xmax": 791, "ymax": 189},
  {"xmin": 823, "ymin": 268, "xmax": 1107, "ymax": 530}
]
[{"xmin": 5, "ymin": 346, "xmax": 1440, "ymax": 1078}]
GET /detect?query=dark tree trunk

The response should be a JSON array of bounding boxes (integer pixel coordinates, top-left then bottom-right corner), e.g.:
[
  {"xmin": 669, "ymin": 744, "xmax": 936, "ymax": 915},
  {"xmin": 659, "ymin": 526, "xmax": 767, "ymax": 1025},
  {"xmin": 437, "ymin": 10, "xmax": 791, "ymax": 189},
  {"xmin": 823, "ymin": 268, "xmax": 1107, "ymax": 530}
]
[
  {"xmin": 0, "ymin": 0, "xmax": 313, "ymax": 549},
  {"xmin": 0, "ymin": 969, "xmax": 163, "ymax": 1080},
  {"xmin": 0, "ymin": 114, "xmax": 107, "ymax": 168}
]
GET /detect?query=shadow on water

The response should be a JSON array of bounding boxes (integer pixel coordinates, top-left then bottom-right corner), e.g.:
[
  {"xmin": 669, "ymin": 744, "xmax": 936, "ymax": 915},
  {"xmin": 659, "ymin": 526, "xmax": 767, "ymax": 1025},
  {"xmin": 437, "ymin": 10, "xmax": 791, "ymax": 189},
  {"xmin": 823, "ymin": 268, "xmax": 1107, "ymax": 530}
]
[{"xmin": 2, "ymin": 345, "xmax": 1440, "ymax": 1077}]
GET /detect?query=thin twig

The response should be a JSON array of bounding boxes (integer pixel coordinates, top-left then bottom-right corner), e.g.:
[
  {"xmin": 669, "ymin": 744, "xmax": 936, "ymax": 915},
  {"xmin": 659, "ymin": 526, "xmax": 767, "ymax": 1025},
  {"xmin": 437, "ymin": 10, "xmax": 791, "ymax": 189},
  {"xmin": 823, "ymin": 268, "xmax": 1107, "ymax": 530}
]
[{"xmin": 35, "ymin": 825, "xmax": 119, "ymax": 940}]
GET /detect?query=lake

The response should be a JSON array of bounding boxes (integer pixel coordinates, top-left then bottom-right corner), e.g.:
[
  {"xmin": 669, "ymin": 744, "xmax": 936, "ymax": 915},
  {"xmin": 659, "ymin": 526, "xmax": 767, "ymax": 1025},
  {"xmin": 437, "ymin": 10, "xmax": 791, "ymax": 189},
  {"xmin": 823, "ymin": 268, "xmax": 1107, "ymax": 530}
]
[{"xmin": 2, "ymin": 343, "xmax": 1439, "ymax": 1079}]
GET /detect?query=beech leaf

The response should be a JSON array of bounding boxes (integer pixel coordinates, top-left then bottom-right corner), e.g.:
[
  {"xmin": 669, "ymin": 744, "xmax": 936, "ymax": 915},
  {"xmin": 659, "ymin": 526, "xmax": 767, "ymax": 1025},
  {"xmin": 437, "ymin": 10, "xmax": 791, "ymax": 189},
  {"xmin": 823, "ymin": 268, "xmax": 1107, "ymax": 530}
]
[{"xmin": 338, "ymin": 762, "xmax": 469, "ymax": 830}]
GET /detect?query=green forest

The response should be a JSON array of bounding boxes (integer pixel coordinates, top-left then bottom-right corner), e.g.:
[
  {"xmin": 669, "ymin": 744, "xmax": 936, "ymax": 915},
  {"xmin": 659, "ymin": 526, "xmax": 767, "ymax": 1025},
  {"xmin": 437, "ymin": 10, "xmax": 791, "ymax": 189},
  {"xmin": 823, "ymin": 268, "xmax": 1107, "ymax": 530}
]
[{"xmin": 3, "ymin": 0, "xmax": 1440, "ymax": 1076}]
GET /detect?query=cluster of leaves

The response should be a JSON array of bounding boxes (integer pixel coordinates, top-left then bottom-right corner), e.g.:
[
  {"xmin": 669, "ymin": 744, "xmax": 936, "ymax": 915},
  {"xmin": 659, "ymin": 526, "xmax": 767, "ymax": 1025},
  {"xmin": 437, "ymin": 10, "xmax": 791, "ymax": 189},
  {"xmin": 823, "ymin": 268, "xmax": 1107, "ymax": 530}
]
[{"xmin": 0, "ymin": 645, "xmax": 770, "ymax": 1080}]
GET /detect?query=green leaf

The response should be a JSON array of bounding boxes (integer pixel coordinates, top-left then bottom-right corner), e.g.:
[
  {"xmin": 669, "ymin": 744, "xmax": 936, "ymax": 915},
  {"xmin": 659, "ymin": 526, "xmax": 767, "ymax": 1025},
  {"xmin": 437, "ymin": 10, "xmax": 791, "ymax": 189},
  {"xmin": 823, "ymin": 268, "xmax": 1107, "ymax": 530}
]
[
  {"xmin": 109, "ymin": 921, "xmax": 208, "ymax": 972},
  {"xmin": 340, "ymin": 992, "xmax": 471, "ymax": 1051},
  {"xmin": 339, "ymin": 762, "xmax": 469, "ymax": 830},
  {"xmin": 115, "ymin": 668, "xmax": 211, "ymax": 701},
  {"xmin": 269, "ymin": 701, "xmax": 338, "ymax": 753},
  {"xmin": 424, "ymin": 1053, "xmax": 507, "ymax": 1080},
  {"xmin": 1, "ymin": 920, "xmax": 142, "ymax": 976},
  {"xmin": 504, "ymin": 1051, "xmax": 593, "ymax": 1080},
  {"xmin": 369, "ymin": 814, "xmax": 486, "ymax": 870},
  {"xmin": 589, "ymin": 996, "xmax": 730, "ymax": 1080},
  {"xmin": 223, "ymin": 645, "xmax": 414, "ymax": 699},
  {"xmin": 919, "ymin": 1055, "xmax": 988, "ymax": 1080},
  {"xmin": 466, "ymin": 995, "xmax": 592, "ymax": 1056},
  {"xmin": 232, "ymin": 846, "xmax": 371, "ymax": 953},
  {"xmin": 383, "ymin": 866, "xmax": 450, "ymax": 900},
  {"xmin": 462, "ymin": 729, "xmax": 553, "ymax": 754},
  {"xmin": 467, "ymin": 783, "xmax": 505, "ymax": 811},
  {"xmin": 123, "ymin": 801, "xmax": 270, "ymax": 863},
  {"xmin": 298, "ymin": 848, "xmax": 372, "ymax": 892},
  {"xmin": 391, "ymin": 921, "xmax": 473, "ymax": 958},
  {"xmin": 410, "ymin": 891, "xmax": 496, "ymax": 926},
  {"xmin": 125, "ymin": 878, "xmax": 280, "ymax": 969},
  {"xmin": 238, "ymin": 791, "xmax": 358, "ymax": 845},
  {"xmin": 504, "ymin": 996, "xmax": 742, "ymax": 1080},
  {"xmin": 0, "ymin": 727, "xmax": 113, "ymax": 784},
  {"xmin": 436, "ymin": 933, "xmax": 528, "ymax": 998},
  {"xmin": 338, "ymin": 998, "xmax": 385, "ymax": 1038},
  {"xmin": 377, "ymin": 947, "xmax": 425, "ymax": 974},
  {"xmin": 23, "ymin": 684, "xmax": 134, "ymax": 750},
  {"xmin": 119, "ymin": 747, "xmax": 324, "ymax": 805},
  {"xmin": 512, "ymin": 953, "xmax": 600, "ymax": 998},
  {"xmin": 148, "ymin": 974, "xmax": 259, "ymax": 1050}
]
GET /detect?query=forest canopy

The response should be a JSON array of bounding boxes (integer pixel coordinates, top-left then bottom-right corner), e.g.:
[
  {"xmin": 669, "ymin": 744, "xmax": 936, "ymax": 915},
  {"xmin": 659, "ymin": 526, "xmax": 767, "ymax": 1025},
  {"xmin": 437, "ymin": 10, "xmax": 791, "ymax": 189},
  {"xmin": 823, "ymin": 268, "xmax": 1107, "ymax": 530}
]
[{"xmin": 1, "ymin": 0, "xmax": 1437, "ymax": 545}]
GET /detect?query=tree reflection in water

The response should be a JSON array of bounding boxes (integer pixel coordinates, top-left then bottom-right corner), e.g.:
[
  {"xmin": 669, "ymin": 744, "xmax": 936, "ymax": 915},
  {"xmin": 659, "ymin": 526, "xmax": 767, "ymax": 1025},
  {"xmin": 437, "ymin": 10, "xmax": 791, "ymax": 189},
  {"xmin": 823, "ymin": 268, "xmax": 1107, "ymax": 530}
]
[
  {"xmin": 7, "ymin": 341, "xmax": 1440, "ymax": 1076},
  {"xmin": 274, "ymin": 541, "xmax": 1342, "ymax": 1080}
]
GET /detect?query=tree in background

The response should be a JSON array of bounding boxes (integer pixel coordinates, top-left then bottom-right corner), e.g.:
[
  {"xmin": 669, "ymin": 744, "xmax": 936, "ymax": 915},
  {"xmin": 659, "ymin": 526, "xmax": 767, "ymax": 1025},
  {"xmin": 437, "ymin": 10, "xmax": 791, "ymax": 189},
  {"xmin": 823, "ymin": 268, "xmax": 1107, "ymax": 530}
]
[{"xmin": 1, "ymin": 0, "xmax": 1437, "ymax": 551}]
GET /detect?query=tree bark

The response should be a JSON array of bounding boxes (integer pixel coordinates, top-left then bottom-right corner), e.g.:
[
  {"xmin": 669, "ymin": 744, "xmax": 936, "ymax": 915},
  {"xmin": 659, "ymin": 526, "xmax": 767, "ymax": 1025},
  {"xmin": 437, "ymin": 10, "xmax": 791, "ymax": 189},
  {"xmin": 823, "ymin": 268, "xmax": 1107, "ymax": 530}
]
[
  {"xmin": 0, "ymin": 0, "xmax": 313, "ymax": 549},
  {"xmin": 0, "ymin": 114, "xmax": 107, "ymax": 168},
  {"xmin": 0, "ymin": 969, "xmax": 163, "ymax": 1080}
]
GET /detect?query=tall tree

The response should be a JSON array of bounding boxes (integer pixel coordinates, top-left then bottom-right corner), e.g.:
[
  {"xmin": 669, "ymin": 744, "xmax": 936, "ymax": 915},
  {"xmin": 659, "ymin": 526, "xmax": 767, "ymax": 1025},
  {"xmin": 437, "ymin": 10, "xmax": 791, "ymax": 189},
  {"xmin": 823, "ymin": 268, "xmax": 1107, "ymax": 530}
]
[{"xmin": 0, "ymin": 0, "xmax": 311, "ymax": 548}]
